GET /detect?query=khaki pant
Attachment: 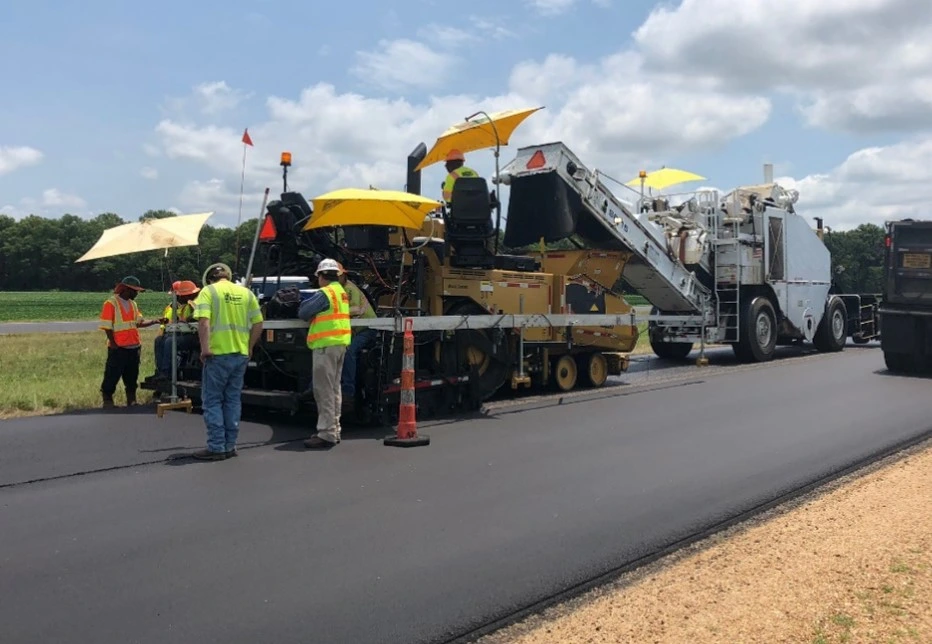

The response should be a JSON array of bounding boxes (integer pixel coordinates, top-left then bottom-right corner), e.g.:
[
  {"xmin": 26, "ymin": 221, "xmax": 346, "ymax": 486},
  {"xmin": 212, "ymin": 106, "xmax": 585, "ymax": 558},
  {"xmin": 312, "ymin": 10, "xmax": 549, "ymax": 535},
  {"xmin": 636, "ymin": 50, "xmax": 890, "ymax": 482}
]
[{"xmin": 312, "ymin": 345, "xmax": 347, "ymax": 443}]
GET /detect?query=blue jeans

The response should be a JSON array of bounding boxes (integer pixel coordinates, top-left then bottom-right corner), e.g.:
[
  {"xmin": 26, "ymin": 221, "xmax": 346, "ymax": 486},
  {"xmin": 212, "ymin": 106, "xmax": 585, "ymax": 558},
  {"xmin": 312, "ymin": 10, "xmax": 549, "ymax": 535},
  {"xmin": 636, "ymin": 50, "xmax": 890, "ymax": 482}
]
[
  {"xmin": 341, "ymin": 328, "xmax": 378, "ymax": 397},
  {"xmin": 201, "ymin": 354, "xmax": 249, "ymax": 453},
  {"xmin": 155, "ymin": 334, "xmax": 197, "ymax": 376}
]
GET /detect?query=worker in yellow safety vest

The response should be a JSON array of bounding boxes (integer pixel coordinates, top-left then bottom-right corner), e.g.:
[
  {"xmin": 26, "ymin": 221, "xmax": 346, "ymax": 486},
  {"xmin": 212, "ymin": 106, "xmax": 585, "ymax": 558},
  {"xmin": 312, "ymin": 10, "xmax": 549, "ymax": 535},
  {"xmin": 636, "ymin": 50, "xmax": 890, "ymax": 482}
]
[
  {"xmin": 151, "ymin": 280, "xmax": 200, "ymax": 381},
  {"xmin": 336, "ymin": 262, "xmax": 378, "ymax": 402},
  {"xmin": 98, "ymin": 275, "xmax": 163, "ymax": 408},
  {"xmin": 298, "ymin": 257, "xmax": 352, "ymax": 449},
  {"xmin": 441, "ymin": 148, "xmax": 480, "ymax": 205},
  {"xmin": 190, "ymin": 263, "xmax": 264, "ymax": 461}
]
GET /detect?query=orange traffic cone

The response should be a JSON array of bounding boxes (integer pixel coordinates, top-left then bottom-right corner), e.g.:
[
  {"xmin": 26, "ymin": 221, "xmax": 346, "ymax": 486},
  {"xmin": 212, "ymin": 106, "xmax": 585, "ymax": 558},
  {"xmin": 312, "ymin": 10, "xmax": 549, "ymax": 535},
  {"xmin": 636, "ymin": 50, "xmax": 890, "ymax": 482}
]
[{"xmin": 384, "ymin": 318, "xmax": 430, "ymax": 447}]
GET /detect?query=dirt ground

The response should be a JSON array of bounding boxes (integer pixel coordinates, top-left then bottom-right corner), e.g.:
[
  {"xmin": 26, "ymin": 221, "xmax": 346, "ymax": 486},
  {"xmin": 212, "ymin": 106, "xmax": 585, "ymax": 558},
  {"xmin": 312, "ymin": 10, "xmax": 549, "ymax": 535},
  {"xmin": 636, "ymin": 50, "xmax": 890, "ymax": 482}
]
[{"xmin": 482, "ymin": 439, "xmax": 932, "ymax": 644}]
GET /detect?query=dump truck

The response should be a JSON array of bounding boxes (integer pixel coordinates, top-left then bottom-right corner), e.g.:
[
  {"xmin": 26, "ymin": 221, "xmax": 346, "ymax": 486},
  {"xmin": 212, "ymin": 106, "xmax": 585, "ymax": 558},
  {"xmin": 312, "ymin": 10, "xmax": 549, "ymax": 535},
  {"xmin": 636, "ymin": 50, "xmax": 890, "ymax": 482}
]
[
  {"xmin": 878, "ymin": 219, "xmax": 932, "ymax": 373},
  {"xmin": 143, "ymin": 139, "xmax": 876, "ymax": 423}
]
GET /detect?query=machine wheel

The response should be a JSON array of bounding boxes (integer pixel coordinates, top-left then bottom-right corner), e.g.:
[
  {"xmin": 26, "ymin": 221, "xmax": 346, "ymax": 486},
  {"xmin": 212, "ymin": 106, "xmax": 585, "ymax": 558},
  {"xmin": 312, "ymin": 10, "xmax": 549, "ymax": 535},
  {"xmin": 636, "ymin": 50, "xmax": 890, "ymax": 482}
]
[
  {"xmin": 579, "ymin": 352, "xmax": 608, "ymax": 388},
  {"xmin": 883, "ymin": 351, "xmax": 915, "ymax": 374},
  {"xmin": 446, "ymin": 301, "xmax": 510, "ymax": 401},
  {"xmin": 648, "ymin": 306, "xmax": 694, "ymax": 361},
  {"xmin": 813, "ymin": 296, "xmax": 847, "ymax": 353},
  {"xmin": 735, "ymin": 296, "xmax": 777, "ymax": 363},
  {"xmin": 552, "ymin": 355, "xmax": 578, "ymax": 392}
]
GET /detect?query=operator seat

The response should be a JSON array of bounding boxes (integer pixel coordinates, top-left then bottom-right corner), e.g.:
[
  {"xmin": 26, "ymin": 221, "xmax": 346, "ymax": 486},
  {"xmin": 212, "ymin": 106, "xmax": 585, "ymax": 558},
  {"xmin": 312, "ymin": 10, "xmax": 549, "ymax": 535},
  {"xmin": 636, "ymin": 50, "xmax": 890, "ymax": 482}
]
[
  {"xmin": 445, "ymin": 177, "xmax": 540, "ymax": 272},
  {"xmin": 445, "ymin": 177, "xmax": 497, "ymax": 268}
]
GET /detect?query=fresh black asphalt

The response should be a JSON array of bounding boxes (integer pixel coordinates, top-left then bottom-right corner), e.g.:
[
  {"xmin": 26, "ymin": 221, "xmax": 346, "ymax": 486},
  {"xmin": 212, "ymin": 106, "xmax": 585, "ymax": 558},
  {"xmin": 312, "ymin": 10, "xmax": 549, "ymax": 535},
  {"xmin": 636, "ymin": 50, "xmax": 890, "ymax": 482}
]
[{"xmin": 1, "ymin": 346, "xmax": 929, "ymax": 644}]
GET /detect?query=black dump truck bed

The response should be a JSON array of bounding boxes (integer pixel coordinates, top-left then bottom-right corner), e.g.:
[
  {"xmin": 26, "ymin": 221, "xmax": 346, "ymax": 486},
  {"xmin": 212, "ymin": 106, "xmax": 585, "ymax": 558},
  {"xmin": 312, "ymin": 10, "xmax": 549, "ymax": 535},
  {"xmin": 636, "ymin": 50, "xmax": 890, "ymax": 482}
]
[{"xmin": 879, "ymin": 219, "xmax": 932, "ymax": 372}]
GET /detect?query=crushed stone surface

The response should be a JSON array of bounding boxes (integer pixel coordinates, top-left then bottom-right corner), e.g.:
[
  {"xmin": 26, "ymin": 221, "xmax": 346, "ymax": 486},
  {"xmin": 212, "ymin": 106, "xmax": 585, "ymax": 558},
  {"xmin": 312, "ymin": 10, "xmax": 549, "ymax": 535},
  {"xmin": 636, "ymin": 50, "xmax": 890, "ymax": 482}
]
[{"xmin": 481, "ymin": 439, "xmax": 932, "ymax": 644}]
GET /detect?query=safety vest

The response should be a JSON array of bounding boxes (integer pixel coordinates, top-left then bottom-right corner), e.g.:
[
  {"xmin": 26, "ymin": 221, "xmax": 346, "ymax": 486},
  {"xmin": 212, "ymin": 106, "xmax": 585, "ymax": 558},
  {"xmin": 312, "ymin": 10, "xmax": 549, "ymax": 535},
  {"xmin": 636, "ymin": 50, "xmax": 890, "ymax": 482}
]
[
  {"xmin": 442, "ymin": 166, "xmax": 480, "ymax": 202},
  {"xmin": 99, "ymin": 296, "xmax": 142, "ymax": 348},
  {"xmin": 307, "ymin": 283, "xmax": 352, "ymax": 350},
  {"xmin": 345, "ymin": 280, "xmax": 376, "ymax": 320},
  {"xmin": 192, "ymin": 280, "xmax": 263, "ymax": 356},
  {"xmin": 159, "ymin": 302, "xmax": 193, "ymax": 335}
]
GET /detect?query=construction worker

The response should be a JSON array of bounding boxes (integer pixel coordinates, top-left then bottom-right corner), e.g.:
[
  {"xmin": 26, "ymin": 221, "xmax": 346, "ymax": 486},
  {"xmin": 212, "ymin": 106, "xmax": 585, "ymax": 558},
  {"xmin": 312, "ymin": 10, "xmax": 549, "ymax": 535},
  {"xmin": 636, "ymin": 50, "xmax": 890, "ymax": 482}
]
[
  {"xmin": 98, "ymin": 276, "xmax": 163, "ymax": 408},
  {"xmin": 441, "ymin": 149, "xmax": 480, "ymax": 205},
  {"xmin": 190, "ymin": 263, "xmax": 264, "ymax": 461},
  {"xmin": 152, "ymin": 280, "xmax": 200, "ymax": 380},
  {"xmin": 298, "ymin": 258, "xmax": 351, "ymax": 449},
  {"xmin": 336, "ymin": 262, "xmax": 378, "ymax": 401}
]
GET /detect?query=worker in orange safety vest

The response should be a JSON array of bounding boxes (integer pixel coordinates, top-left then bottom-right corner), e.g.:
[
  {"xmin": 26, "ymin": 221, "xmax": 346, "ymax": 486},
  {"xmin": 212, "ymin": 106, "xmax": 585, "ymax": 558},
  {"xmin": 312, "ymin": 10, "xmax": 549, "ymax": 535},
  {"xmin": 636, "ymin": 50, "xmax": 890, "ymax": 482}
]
[{"xmin": 98, "ymin": 275, "xmax": 163, "ymax": 408}]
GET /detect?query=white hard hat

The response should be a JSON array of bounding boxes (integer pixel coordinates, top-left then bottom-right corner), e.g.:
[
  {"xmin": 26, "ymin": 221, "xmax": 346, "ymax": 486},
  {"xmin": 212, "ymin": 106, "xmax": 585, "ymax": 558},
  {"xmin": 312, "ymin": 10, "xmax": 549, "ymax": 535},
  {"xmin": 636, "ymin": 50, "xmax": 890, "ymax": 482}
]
[{"xmin": 315, "ymin": 258, "xmax": 343, "ymax": 275}]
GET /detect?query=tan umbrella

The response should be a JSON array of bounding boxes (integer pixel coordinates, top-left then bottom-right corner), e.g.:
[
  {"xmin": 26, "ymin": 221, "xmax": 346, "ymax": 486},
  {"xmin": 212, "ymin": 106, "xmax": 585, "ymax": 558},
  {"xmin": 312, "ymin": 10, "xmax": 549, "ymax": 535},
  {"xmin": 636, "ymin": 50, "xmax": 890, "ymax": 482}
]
[{"xmin": 75, "ymin": 212, "xmax": 214, "ymax": 262}]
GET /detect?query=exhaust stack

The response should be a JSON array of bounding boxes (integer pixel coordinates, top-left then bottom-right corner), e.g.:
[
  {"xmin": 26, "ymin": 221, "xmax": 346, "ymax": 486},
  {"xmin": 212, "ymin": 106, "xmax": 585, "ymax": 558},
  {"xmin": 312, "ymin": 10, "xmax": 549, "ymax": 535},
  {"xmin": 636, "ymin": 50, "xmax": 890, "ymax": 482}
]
[
  {"xmin": 406, "ymin": 142, "xmax": 427, "ymax": 196},
  {"xmin": 763, "ymin": 163, "xmax": 774, "ymax": 184}
]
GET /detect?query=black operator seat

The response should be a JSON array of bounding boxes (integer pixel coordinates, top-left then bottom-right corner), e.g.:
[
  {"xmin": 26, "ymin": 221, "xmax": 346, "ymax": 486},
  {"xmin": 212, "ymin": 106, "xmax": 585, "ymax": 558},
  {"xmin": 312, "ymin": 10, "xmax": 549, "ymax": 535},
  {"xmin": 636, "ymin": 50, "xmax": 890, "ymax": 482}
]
[{"xmin": 446, "ymin": 176, "xmax": 540, "ymax": 272}]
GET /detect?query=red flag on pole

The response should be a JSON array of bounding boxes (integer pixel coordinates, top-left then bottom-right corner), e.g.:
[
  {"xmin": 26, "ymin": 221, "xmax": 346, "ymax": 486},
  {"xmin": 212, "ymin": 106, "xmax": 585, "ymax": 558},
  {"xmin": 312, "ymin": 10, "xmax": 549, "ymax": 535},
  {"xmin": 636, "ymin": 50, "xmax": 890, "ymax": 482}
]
[{"xmin": 242, "ymin": 128, "xmax": 253, "ymax": 146}]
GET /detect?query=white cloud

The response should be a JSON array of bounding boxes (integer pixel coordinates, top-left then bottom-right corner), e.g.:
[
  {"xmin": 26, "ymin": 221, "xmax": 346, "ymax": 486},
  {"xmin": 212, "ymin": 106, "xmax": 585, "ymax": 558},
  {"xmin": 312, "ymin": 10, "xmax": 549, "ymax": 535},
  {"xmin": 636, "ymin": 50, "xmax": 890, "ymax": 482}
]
[
  {"xmin": 140, "ymin": 167, "xmax": 159, "ymax": 180},
  {"xmin": 524, "ymin": 0, "xmax": 609, "ymax": 15},
  {"xmin": 40, "ymin": 188, "xmax": 86, "ymax": 209},
  {"xmin": 351, "ymin": 39, "xmax": 457, "ymax": 90},
  {"xmin": 193, "ymin": 81, "xmax": 252, "ymax": 114},
  {"xmin": 161, "ymin": 81, "xmax": 252, "ymax": 118},
  {"xmin": 777, "ymin": 136, "xmax": 932, "ymax": 230},
  {"xmin": 0, "ymin": 145, "xmax": 43, "ymax": 176},
  {"xmin": 634, "ymin": 0, "xmax": 932, "ymax": 132},
  {"xmin": 1, "ymin": 187, "xmax": 86, "ymax": 218},
  {"xmin": 526, "ymin": 0, "xmax": 578, "ymax": 15},
  {"xmin": 417, "ymin": 24, "xmax": 478, "ymax": 48}
]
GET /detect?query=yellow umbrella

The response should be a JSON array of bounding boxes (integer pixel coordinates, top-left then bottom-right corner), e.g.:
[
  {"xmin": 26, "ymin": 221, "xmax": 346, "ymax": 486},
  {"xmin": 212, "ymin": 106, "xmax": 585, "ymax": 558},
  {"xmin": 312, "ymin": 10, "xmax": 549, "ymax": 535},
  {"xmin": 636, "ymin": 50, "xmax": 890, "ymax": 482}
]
[
  {"xmin": 304, "ymin": 188, "xmax": 440, "ymax": 231},
  {"xmin": 625, "ymin": 167, "xmax": 707, "ymax": 192},
  {"xmin": 415, "ymin": 106, "xmax": 545, "ymax": 171},
  {"xmin": 75, "ymin": 212, "xmax": 214, "ymax": 262}
]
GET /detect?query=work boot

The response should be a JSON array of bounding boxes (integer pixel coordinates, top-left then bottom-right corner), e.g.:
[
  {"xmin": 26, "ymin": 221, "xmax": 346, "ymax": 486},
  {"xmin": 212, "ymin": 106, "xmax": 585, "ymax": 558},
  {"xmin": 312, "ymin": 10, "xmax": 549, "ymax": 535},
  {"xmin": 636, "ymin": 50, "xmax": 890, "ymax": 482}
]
[
  {"xmin": 191, "ymin": 449, "xmax": 226, "ymax": 461},
  {"xmin": 102, "ymin": 393, "xmax": 115, "ymax": 409},
  {"xmin": 126, "ymin": 391, "xmax": 137, "ymax": 407},
  {"xmin": 303, "ymin": 436, "xmax": 336, "ymax": 450}
]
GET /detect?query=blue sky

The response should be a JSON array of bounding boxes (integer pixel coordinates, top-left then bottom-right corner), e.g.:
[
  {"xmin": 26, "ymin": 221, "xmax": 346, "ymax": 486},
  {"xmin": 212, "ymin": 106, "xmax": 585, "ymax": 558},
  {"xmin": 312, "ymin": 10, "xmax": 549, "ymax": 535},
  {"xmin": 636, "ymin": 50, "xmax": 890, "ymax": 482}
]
[{"xmin": 2, "ymin": 0, "xmax": 930, "ymax": 230}]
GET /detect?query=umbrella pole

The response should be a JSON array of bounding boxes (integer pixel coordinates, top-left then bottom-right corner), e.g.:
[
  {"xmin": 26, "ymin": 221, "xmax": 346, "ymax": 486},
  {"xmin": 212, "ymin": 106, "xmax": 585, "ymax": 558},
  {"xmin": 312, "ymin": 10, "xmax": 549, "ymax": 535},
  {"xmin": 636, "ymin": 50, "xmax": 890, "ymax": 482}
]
[
  {"xmin": 465, "ymin": 110, "xmax": 503, "ymax": 254},
  {"xmin": 170, "ymin": 290, "xmax": 179, "ymax": 403},
  {"xmin": 244, "ymin": 188, "xmax": 271, "ymax": 285}
]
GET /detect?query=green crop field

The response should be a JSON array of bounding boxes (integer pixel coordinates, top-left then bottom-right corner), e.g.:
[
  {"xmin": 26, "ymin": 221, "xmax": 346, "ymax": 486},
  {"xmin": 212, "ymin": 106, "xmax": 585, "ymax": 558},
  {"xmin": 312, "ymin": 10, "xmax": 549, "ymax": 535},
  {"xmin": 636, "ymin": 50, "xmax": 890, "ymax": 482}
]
[
  {"xmin": 0, "ymin": 291, "xmax": 171, "ymax": 322},
  {"xmin": 0, "ymin": 290, "xmax": 650, "ymax": 323}
]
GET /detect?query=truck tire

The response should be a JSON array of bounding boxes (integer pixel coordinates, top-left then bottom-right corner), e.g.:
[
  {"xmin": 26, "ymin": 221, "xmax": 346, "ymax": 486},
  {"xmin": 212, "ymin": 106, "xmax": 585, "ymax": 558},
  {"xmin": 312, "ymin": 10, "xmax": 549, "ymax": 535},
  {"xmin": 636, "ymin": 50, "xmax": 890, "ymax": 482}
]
[
  {"xmin": 648, "ymin": 307, "xmax": 694, "ymax": 360},
  {"xmin": 578, "ymin": 352, "xmax": 608, "ymax": 388},
  {"xmin": 813, "ymin": 296, "xmax": 847, "ymax": 353},
  {"xmin": 552, "ymin": 354, "xmax": 578, "ymax": 391},
  {"xmin": 734, "ymin": 296, "xmax": 777, "ymax": 363},
  {"xmin": 883, "ymin": 351, "xmax": 915, "ymax": 374}
]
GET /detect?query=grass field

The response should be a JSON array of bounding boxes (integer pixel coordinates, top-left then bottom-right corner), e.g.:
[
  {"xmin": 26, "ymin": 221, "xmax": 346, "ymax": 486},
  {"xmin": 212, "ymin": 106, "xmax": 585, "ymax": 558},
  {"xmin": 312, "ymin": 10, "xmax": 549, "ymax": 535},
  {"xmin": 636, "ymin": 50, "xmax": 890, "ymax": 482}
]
[
  {"xmin": 0, "ymin": 291, "xmax": 651, "ymax": 322},
  {"xmin": 0, "ymin": 330, "xmax": 158, "ymax": 418},
  {"xmin": 0, "ymin": 291, "xmax": 171, "ymax": 322},
  {"xmin": 0, "ymin": 322, "xmax": 652, "ymax": 418}
]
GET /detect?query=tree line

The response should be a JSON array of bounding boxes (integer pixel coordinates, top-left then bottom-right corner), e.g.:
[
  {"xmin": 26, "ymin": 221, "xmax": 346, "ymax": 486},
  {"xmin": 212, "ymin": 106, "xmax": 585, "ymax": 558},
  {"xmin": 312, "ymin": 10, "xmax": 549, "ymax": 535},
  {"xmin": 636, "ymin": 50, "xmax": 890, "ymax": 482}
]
[
  {"xmin": 0, "ymin": 210, "xmax": 886, "ymax": 294},
  {"xmin": 0, "ymin": 211, "xmax": 259, "ymax": 292}
]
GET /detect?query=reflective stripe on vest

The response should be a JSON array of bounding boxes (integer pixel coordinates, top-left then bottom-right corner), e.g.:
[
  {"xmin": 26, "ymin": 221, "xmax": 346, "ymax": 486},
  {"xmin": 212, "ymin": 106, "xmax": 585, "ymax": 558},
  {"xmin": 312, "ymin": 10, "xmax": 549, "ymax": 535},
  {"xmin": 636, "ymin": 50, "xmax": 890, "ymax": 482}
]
[
  {"xmin": 442, "ymin": 166, "xmax": 479, "ymax": 202},
  {"xmin": 307, "ymin": 283, "xmax": 352, "ymax": 349},
  {"xmin": 159, "ymin": 302, "xmax": 192, "ymax": 335},
  {"xmin": 193, "ymin": 281, "xmax": 261, "ymax": 355},
  {"xmin": 107, "ymin": 296, "xmax": 141, "ymax": 347}
]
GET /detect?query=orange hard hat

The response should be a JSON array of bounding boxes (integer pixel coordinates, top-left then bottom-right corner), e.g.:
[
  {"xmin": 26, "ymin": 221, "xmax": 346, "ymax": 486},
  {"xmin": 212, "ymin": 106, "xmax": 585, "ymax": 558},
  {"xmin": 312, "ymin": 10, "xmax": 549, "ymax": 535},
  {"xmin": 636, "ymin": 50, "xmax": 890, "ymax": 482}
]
[
  {"xmin": 170, "ymin": 280, "xmax": 181, "ymax": 293},
  {"xmin": 445, "ymin": 149, "xmax": 465, "ymax": 162},
  {"xmin": 173, "ymin": 280, "xmax": 200, "ymax": 297}
]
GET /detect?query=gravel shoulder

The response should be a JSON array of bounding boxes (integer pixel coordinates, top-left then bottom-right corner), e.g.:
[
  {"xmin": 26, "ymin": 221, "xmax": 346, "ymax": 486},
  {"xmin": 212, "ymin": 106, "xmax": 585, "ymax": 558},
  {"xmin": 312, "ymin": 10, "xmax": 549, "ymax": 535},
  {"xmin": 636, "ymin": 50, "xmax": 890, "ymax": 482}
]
[{"xmin": 482, "ymin": 438, "xmax": 932, "ymax": 644}]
